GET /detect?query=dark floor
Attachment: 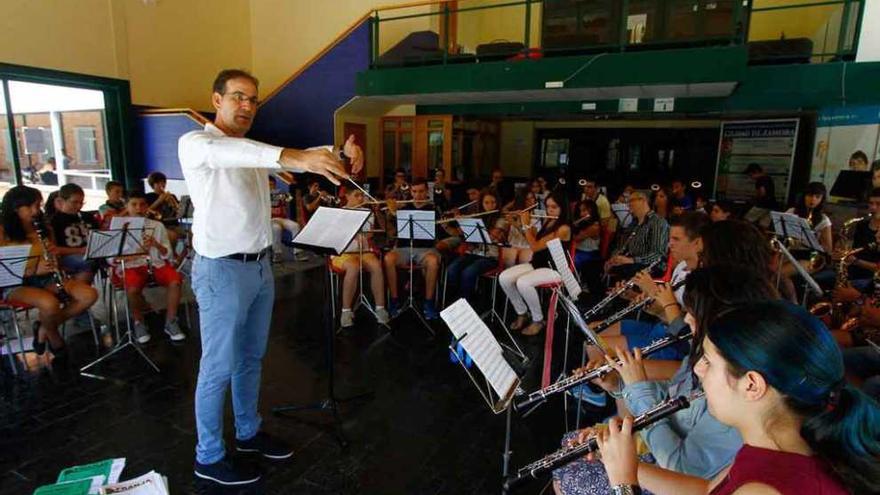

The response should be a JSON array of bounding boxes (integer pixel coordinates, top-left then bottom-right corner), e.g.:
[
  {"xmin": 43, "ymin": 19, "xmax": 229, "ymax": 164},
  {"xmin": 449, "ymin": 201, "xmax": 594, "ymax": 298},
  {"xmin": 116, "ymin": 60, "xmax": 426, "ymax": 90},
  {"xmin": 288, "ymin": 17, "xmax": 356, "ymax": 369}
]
[{"xmin": 0, "ymin": 262, "xmax": 603, "ymax": 495}]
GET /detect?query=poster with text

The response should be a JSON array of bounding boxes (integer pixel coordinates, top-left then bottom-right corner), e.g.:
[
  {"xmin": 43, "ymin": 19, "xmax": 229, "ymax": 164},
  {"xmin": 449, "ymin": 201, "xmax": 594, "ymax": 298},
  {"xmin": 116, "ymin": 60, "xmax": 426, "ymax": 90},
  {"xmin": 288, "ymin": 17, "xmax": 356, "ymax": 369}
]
[
  {"xmin": 810, "ymin": 106, "xmax": 880, "ymax": 202},
  {"xmin": 714, "ymin": 119, "xmax": 799, "ymax": 203}
]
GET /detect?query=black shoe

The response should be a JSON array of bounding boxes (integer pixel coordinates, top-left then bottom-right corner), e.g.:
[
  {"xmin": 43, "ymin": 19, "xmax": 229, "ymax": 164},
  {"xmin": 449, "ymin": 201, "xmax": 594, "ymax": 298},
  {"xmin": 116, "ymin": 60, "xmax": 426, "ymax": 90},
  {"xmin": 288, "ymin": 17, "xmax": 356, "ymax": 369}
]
[
  {"xmin": 235, "ymin": 431, "xmax": 294, "ymax": 460},
  {"xmin": 32, "ymin": 321, "xmax": 45, "ymax": 355},
  {"xmin": 194, "ymin": 456, "xmax": 261, "ymax": 486}
]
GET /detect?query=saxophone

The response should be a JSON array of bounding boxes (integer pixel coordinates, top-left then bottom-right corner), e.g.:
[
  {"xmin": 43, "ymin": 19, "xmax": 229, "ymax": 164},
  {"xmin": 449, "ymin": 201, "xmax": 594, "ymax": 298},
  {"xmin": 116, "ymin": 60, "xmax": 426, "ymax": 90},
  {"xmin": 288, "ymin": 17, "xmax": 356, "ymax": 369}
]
[{"xmin": 809, "ymin": 215, "xmax": 871, "ymax": 325}]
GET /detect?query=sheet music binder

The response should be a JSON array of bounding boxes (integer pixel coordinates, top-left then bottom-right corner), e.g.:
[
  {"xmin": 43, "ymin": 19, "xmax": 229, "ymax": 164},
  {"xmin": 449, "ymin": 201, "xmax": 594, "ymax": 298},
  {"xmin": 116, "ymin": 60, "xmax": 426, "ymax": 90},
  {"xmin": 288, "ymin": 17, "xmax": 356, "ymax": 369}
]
[
  {"xmin": 770, "ymin": 211, "xmax": 824, "ymax": 253},
  {"xmin": 440, "ymin": 299, "xmax": 521, "ymax": 414},
  {"xmin": 547, "ymin": 238, "xmax": 581, "ymax": 299},
  {"xmin": 0, "ymin": 245, "xmax": 37, "ymax": 289}
]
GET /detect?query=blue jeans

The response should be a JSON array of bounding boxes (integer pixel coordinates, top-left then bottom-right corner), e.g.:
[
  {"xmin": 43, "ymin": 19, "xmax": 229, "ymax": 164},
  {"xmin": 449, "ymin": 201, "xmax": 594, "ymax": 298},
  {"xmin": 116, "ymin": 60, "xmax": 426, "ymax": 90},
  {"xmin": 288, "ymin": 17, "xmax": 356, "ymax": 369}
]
[
  {"xmin": 446, "ymin": 254, "xmax": 496, "ymax": 300},
  {"xmin": 192, "ymin": 254, "xmax": 275, "ymax": 464}
]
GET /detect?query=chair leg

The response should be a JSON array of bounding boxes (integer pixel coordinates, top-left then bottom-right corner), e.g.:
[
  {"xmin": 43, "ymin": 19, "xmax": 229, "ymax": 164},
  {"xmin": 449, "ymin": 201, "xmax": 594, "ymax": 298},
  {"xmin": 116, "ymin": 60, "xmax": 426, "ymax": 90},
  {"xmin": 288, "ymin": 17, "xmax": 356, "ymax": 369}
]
[
  {"xmin": 2, "ymin": 312, "xmax": 17, "ymax": 375},
  {"xmin": 11, "ymin": 310, "xmax": 29, "ymax": 371}
]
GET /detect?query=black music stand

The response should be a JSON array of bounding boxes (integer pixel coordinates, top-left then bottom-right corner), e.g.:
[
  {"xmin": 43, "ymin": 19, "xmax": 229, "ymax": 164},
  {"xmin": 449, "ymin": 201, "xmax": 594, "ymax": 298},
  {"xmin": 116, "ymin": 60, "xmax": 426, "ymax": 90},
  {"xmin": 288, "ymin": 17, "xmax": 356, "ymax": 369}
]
[
  {"xmin": 0, "ymin": 247, "xmax": 38, "ymax": 373},
  {"xmin": 272, "ymin": 206, "xmax": 374, "ymax": 447},
  {"xmin": 770, "ymin": 212, "xmax": 824, "ymax": 304},
  {"xmin": 830, "ymin": 170, "xmax": 871, "ymax": 203},
  {"xmin": 392, "ymin": 210, "xmax": 436, "ymax": 336},
  {"xmin": 79, "ymin": 224, "xmax": 157, "ymax": 379}
]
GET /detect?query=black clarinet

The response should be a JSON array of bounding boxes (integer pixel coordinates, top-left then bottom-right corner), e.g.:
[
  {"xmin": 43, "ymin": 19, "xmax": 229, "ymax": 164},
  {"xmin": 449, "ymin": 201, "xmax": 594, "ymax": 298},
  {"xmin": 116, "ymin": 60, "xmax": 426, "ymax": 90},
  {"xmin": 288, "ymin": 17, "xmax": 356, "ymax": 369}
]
[
  {"xmin": 514, "ymin": 330, "xmax": 692, "ymax": 411},
  {"xmin": 504, "ymin": 392, "xmax": 704, "ymax": 491},
  {"xmin": 32, "ymin": 215, "xmax": 72, "ymax": 303}
]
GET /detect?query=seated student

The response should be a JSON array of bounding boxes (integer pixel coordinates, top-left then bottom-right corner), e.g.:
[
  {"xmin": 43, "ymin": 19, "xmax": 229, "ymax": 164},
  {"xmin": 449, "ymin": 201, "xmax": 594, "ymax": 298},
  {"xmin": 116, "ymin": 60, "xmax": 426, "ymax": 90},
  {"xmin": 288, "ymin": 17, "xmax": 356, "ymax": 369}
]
[
  {"xmin": 847, "ymin": 187, "xmax": 880, "ymax": 287},
  {"xmin": 596, "ymin": 300, "xmax": 880, "ymax": 495},
  {"xmin": 709, "ymin": 199, "xmax": 734, "ymax": 222},
  {"xmin": 0, "ymin": 186, "xmax": 98, "ymax": 359},
  {"xmin": 588, "ymin": 213, "xmax": 707, "ymax": 365},
  {"xmin": 51, "ymin": 184, "xmax": 99, "ymax": 283},
  {"xmin": 554, "ymin": 265, "xmax": 774, "ymax": 495},
  {"xmin": 503, "ymin": 188, "xmax": 538, "ymax": 266},
  {"xmin": 605, "ymin": 191, "xmax": 669, "ymax": 280},
  {"xmin": 268, "ymin": 176, "xmax": 304, "ymax": 262},
  {"xmin": 117, "ymin": 192, "xmax": 185, "ymax": 343},
  {"xmin": 779, "ymin": 182, "xmax": 833, "ymax": 302},
  {"xmin": 670, "ymin": 178, "xmax": 694, "ymax": 211},
  {"xmin": 445, "ymin": 190, "xmax": 507, "ymax": 303},
  {"xmin": 98, "ymin": 180, "xmax": 127, "ymax": 224},
  {"xmin": 499, "ymin": 192, "xmax": 571, "ymax": 336},
  {"xmin": 302, "ymin": 179, "xmax": 339, "ymax": 222},
  {"xmin": 332, "ymin": 186, "xmax": 390, "ymax": 328},
  {"xmin": 384, "ymin": 178, "xmax": 442, "ymax": 320},
  {"xmin": 572, "ymin": 199, "xmax": 602, "ymax": 297},
  {"xmin": 460, "ymin": 186, "xmax": 482, "ymax": 216},
  {"xmin": 145, "ymin": 171, "xmax": 183, "ymax": 251}
]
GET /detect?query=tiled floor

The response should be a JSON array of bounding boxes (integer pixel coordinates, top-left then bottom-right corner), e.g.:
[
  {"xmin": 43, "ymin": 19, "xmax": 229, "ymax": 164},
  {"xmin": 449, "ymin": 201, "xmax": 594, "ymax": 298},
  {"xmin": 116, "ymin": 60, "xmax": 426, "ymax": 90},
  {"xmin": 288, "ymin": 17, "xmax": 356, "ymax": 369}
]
[{"xmin": 0, "ymin": 260, "xmax": 600, "ymax": 495}]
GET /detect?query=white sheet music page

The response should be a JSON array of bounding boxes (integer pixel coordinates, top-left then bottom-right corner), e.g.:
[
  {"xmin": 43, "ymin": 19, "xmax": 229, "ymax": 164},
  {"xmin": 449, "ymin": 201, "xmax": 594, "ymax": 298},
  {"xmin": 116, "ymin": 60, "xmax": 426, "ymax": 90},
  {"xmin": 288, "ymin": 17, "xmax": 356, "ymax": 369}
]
[
  {"xmin": 440, "ymin": 299, "xmax": 518, "ymax": 399},
  {"xmin": 548, "ymin": 238, "xmax": 582, "ymax": 299},
  {"xmin": 771, "ymin": 212, "xmax": 824, "ymax": 252},
  {"xmin": 0, "ymin": 244, "xmax": 33, "ymax": 288},
  {"xmin": 458, "ymin": 218, "xmax": 488, "ymax": 243},
  {"xmin": 293, "ymin": 207, "xmax": 371, "ymax": 254},
  {"xmin": 108, "ymin": 216, "xmax": 148, "ymax": 256},
  {"xmin": 396, "ymin": 210, "xmax": 436, "ymax": 240}
]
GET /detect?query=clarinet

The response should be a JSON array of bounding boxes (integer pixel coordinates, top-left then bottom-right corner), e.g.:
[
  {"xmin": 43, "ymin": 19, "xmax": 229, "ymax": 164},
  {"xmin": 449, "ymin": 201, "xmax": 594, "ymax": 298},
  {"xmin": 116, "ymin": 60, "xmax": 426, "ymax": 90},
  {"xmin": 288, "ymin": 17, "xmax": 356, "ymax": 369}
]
[
  {"xmin": 32, "ymin": 215, "xmax": 72, "ymax": 304},
  {"xmin": 581, "ymin": 257, "xmax": 662, "ymax": 322},
  {"xmin": 514, "ymin": 330, "xmax": 693, "ymax": 411},
  {"xmin": 591, "ymin": 278, "xmax": 688, "ymax": 334},
  {"xmin": 504, "ymin": 391, "xmax": 704, "ymax": 491}
]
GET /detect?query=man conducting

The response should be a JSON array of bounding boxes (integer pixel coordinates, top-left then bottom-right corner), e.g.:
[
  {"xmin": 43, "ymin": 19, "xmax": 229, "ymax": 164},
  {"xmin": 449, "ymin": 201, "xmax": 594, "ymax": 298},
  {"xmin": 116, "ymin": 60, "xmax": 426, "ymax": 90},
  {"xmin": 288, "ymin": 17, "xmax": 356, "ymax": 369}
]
[{"xmin": 179, "ymin": 69, "xmax": 362, "ymax": 486}]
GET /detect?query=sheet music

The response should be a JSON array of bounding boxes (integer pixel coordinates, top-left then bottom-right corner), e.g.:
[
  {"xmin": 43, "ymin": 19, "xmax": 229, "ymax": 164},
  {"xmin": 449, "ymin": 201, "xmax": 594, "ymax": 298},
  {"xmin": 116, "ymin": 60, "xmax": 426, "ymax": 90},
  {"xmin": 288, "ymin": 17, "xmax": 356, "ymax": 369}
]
[
  {"xmin": 559, "ymin": 292, "xmax": 609, "ymax": 352},
  {"xmin": 458, "ymin": 218, "xmax": 489, "ymax": 243},
  {"xmin": 0, "ymin": 244, "xmax": 33, "ymax": 288},
  {"xmin": 771, "ymin": 211, "xmax": 824, "ymax": 252},
  {"xmin": 293, "ymin": 207, "xmax": 371, "ymax": 255},
  {"xmin": 612, "ymin": 203, "xmax": 633, "ymax": 228},
  {"xmin": 440, "ymin": 299, "xmax": 518, "ymax": 399},
  {"xmin": 547, "ymin": 238, "xmax": 582, "ymax": 299},
  {"xmin": 396, "ymin": 210, "xmax": 436, "ymax": 240},
  {"xmin": 108, "ymin": 217, "xmax": 150, "ymax": 256}
]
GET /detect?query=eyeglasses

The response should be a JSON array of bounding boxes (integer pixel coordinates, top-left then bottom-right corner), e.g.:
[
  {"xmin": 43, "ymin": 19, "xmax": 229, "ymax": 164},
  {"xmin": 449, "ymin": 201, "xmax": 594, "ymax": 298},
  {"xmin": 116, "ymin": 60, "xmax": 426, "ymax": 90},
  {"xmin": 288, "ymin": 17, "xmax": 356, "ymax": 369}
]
[{"xmin": 224, "ymin": 91, "xmax": 260, "ymax": 106}]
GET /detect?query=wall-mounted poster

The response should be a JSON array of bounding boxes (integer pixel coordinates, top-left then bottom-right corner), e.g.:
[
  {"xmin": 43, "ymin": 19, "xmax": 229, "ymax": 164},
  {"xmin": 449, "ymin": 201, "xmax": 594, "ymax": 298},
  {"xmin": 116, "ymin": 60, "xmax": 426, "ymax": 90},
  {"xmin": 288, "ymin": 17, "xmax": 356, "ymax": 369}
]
[
  {"xmin": 714, "ymin": 119, "xmax": 799, "ymax": 203},
  {"xmin": 811, "ymin": 106, "xmax": 880, "ymax": 202}
]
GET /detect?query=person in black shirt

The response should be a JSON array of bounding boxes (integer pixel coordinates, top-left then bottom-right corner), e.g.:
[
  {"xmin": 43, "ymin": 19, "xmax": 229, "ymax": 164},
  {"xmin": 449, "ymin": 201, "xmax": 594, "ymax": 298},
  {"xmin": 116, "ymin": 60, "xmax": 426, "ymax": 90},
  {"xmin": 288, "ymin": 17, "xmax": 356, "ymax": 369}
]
[
  {"xmin": 384, "ymin": 178, "xmax": 442, "ymax": 320},
  {"xmin": 99, "ymin": 180, "xmax": 126, "ymax": 226},
  {"xmin": 846, "ymin": 188, "xmax": 880, "ymax": 287},
  {"xmin": 145, "ymin": 171, "xmax": 183, "ymax": 256},
  {"xmin": 51, "ymin": 184, "xmax": 99, "ymax": 282},
  {"xmin": 744, "ymin": 162, "xmax": 778, "ymax": 210}
]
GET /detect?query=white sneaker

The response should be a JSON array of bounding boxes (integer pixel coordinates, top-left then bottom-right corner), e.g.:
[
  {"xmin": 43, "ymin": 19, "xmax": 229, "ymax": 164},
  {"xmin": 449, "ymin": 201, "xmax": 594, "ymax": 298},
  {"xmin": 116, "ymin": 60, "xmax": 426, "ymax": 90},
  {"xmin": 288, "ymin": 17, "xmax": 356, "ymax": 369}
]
[
  {"xmin": 375, "ymin": 307, "xmax": 390, "ymax": 325},
  {"xmin": 164, "ymin": 319, "xmax": 186, "ymax": 342},
  {"xmin": 340, "ymin": 310, "xmax": 354, "ymax": 328},
  {"xmin": 133, "ymin": 321, "xmax": 150, "ymax": 344}
]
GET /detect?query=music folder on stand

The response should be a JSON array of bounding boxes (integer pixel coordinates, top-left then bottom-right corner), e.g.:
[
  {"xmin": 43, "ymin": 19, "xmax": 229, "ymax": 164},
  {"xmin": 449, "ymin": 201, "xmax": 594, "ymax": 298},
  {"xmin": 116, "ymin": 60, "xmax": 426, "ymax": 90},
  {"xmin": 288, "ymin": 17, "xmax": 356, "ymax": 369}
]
[
  {"xmin": 272, "ymin": 206, "xmax": 374, "ymax": 447},
  {"xmin": 79, "ymin": 219, "xmax": 156, "ymax": 379},
  {"xmin": 770, "ymin": 211, "xmax": 825, "ymax": 304},
  {"xmin": 440, "ymin": 299, "xmax": 522, "ymax": 494}
]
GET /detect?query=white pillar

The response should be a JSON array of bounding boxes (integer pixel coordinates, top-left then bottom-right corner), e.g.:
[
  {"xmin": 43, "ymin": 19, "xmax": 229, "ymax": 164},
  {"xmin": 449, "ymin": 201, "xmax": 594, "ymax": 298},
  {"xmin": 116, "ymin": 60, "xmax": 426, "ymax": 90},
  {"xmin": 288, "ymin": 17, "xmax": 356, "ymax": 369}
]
[
  {"xmin": 49, "ymin": 110, "xmax": 66, "ymax": 185},
  {"xmin": 857, "ymin": 1, "xmax": 880, "ymax": 62}
]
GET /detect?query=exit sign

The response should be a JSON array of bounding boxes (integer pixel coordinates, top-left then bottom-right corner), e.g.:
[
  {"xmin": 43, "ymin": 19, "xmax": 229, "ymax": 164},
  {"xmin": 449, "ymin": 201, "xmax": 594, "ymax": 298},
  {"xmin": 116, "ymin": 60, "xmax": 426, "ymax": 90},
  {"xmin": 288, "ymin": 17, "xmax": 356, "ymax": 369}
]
[{"xmin": 654, "ymin": 97, "xmax": 675, "ymax": 112}]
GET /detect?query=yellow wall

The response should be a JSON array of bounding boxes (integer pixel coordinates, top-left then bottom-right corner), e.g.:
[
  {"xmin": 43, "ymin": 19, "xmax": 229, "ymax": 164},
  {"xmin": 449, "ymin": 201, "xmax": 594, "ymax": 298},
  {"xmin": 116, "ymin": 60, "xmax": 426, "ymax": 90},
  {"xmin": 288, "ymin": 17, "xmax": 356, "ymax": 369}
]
[
  {"xmin": 456, "ymin": 0, "xmax": 542, "ymax": 53},
  {"xmin": 749, "ymin": 0, "xmax": 844, "ymax": 56}
]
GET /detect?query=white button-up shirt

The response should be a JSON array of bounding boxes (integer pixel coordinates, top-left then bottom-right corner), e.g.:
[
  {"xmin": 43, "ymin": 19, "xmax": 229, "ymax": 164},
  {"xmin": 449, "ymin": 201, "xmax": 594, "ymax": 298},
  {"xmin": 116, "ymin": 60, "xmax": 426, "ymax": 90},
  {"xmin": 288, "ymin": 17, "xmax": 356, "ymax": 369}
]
[{"xmin": 178, "ymin": 123, "xmax": 284, "ymax": 259}]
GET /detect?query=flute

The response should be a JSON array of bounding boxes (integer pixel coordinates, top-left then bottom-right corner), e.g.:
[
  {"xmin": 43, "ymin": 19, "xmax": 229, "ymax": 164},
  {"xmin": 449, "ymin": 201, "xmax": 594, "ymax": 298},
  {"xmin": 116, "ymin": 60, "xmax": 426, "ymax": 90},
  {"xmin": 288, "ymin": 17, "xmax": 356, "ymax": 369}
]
[
  {"xmin": 513, "ymin": 330, "xmax": 693, "ymax": 412},
  {"xmin": 436, "ymin": 209, "xmax": 499, "ymax": 225},
  {"xmin": 504, "ymin": 391, "xmax": 704, "ymax": 491},
  {"xmin": 591, "ymin": 278, "xmax": 687, "ymax": 334}
]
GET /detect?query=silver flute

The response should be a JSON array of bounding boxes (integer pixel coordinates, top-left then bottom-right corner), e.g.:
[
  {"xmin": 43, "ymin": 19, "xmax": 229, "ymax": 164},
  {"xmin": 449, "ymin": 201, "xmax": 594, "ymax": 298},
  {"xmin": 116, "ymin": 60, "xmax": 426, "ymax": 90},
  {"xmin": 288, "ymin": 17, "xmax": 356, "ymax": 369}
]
[
  {"xmin": 514, "ymin": 330, "xmax": 693, "ymax": 411},
  {"xmin": 591, "ymin": 278, "xmax": 687, "ymax": 334},
  {"xmin": 583, "ymin": 258, "xmax": 662, "ymax": 321},
  {"xmin": 504, "ymin": 391, "xmax": 705, "ymax": 491}
]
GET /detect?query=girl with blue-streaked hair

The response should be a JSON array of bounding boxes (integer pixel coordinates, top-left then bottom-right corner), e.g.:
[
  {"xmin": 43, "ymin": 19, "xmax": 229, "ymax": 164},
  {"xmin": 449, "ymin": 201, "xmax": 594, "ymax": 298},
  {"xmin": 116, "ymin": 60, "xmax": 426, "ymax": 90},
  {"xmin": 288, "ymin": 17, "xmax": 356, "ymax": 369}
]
[{"xmin": 597, "ymin": 300, "xmax": 880, "ymax": 495}]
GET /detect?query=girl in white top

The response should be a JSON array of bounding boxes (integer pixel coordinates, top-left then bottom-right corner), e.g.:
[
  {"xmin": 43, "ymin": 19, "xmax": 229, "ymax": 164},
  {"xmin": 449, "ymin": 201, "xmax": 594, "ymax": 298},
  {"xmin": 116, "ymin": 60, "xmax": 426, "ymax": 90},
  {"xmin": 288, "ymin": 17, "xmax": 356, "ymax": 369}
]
[{"xmin": 780, "ymin": 182, "xmax": 833, "ymax": 302}]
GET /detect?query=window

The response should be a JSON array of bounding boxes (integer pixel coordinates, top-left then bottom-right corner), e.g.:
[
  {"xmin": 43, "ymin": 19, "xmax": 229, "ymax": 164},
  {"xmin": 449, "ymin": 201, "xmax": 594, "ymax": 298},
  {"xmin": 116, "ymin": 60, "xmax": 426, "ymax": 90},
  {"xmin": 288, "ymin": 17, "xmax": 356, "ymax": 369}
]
[
  {"xmin": 75, "ymin": 126, "xmax": 98, "ymax": 164},
  {"xmin": 541, "ymin": 138, "xmax": 570, "ymax": 168}
]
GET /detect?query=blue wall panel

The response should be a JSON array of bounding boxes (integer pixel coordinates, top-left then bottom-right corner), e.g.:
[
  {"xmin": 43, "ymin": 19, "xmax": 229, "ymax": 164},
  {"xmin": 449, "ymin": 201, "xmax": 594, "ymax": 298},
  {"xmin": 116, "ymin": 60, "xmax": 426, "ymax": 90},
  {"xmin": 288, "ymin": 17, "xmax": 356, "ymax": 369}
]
[
  {"xmin": 248, "ymin": 20, "xmax": 371, "ymax": 148},
  {"xmin": 137, "ymin": 114, "xmax": 203, "ymax": 180}
]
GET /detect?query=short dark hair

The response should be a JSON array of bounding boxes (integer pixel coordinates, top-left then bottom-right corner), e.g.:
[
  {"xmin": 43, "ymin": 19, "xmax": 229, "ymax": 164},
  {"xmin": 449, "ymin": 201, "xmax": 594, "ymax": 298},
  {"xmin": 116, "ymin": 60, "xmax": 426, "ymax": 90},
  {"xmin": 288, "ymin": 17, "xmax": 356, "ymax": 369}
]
[
  {"xmin": 105, "ymin": 180, "xmax": 123, "ymax": 194},
  {"xmin": 58, "ymin": 183, "xmax": 84, "ymax": 200},
  {"xmin": 268, "ymin": 176, "xmax": 277, "ymax": 183},
  {"xmin": 713, "ymin": 199, "xmax": 735, "ymax": 214},
  {"xmin": 850, "ymin": 150, "xmax": 869, "ymax": 163},
  {"xmin": 127, "ymin": 191, "xmax": 147, "ymax": 202},
  {"xmin": 411, "ymin": 178, "xmax": 428, "ymax": 188},
  {"xmin": 670, "ymin": 211, "xmax": 709, "ymax": 240},
  {"xmin": 212, "ymin": 69, "xmax": 259, "ymax": 95},
  {"xmin": 869, "ymin": 187, "xmax": 880, "ymax": 199},
  {"xmin": 744, "ymin": 162, "xmax": 763, "ymax": 174},
  {"xmin": 147, "ymin": 172, "xmax": 167, "ymax": 187},
  {"xmin": 872, "ymin": 160, "xmax": 880, "ymax": 173}
]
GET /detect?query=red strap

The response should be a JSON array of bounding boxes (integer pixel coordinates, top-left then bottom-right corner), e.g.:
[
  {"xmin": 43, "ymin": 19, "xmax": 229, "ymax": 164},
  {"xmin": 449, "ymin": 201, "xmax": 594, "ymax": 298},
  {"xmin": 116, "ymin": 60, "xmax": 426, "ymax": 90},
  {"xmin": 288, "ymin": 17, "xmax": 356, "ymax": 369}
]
[{"xmin": 542, "ymin": 290, "xmax": 559, "ymax": 388}]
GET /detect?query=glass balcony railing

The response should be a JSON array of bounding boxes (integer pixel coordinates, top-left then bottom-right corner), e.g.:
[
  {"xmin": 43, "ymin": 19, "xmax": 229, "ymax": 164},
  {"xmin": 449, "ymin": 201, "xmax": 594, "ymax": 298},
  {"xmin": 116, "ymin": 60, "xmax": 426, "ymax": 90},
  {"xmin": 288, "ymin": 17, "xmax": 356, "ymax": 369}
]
[{"xmin": 368, "ymin": 0, "xmax": 864, "ymax": 68}]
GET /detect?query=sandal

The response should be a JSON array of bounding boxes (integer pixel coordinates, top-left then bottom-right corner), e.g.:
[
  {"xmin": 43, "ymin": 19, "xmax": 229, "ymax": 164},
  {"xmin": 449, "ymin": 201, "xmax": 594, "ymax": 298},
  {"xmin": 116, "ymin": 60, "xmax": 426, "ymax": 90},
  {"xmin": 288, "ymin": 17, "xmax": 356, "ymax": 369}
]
[
  {"xmin": 521, "ymin": 321, "xmax": 545, "ymax": 336},
  {"xmin": 510, "ymin": 315, "xmax": 529, "ymax": 331}
]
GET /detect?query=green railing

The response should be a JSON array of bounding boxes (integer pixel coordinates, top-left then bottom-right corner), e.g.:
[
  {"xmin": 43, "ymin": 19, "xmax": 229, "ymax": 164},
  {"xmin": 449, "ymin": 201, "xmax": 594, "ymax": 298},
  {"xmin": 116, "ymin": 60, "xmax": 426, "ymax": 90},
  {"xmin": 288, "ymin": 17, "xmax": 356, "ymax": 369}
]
[{"xmin": 368, "ymin": 0, "xmax": 864, "ymax": 68}]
